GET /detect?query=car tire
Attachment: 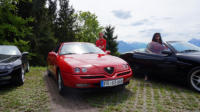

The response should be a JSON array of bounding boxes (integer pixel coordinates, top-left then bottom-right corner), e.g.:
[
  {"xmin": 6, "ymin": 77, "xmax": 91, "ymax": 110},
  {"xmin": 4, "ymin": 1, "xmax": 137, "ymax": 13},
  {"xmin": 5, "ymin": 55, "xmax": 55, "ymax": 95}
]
[
  {"xmin": 12, "ymin": 66, "xmax": 25, "ymax": 86},
  {"xmin": 26, "ymin": 62, "xmax": 30, "ymax": 73},
  {"xmin": 47, "ymin": 69, "xmax": 51, "ymax": 77},
  {"xmin": 188, "ymin": 67, "xmax": 200, "ymax": 92},
  {"xmin": 57, "ymin": 70, "xmax": 65, "ymax": 95}
]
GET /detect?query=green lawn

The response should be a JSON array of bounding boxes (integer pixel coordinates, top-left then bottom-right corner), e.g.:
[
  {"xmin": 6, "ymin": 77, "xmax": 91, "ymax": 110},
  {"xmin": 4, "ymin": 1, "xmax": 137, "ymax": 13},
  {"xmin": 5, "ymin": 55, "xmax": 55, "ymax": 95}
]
[
  {"xmin": 84, "ymin": 78, "xmax": 200, "ymax": 112},
  {"xmin": 0, "ymin": 67, "xmax": 200, "ymax": 112},
  {"xmin": 0, "ymin": 67, "xmax": 49, "ymax": 112}
]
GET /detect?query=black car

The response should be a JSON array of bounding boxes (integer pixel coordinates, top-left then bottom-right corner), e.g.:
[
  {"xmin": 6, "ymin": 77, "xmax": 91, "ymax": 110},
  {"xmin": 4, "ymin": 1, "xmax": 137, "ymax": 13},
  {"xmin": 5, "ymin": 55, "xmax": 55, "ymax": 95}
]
[
  {"xmin": 0, "ymin": 45, "xmax": 29, "ymax": 86},
  {"xmin": 120, "ymin": 41, "xmax": 200, "ymax": 92}
]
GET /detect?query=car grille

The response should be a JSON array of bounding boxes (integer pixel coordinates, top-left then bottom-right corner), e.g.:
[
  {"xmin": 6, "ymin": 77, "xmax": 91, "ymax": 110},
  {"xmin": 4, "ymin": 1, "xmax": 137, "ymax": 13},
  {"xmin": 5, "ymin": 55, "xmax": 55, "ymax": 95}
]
[
  {"xmin": 0, "ymin": 71, "xmax": 8, "ymax": 74},
  {"xmin": 117, "ymin": 71, "xmax": 131, "ymax": 76},
  {"xmin": 80, "ymin": 76, "xmax": 105, "ymax": 79},
  {"xmin": 104, "ymin": 67, "xmax": 114, "ymax": 74}
]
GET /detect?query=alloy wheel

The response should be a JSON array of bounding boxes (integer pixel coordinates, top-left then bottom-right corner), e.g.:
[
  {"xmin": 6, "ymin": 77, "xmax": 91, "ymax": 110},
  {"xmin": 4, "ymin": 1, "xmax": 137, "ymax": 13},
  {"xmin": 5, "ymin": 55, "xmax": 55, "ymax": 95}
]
[
  {"xmin": 21, "ymin": 67, "xmax": 25, "ymax": 83},
  {"xmin": 190, "ymin": 69, "xmax": 200, "ymax": 92}
]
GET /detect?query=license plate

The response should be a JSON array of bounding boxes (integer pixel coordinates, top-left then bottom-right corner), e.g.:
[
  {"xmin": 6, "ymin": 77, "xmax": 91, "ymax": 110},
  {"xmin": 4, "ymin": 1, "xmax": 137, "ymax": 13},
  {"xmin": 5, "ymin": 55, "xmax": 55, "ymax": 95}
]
[{"xmin": 100, "ymin": 78, "xmax": 123, "ymax": 87}]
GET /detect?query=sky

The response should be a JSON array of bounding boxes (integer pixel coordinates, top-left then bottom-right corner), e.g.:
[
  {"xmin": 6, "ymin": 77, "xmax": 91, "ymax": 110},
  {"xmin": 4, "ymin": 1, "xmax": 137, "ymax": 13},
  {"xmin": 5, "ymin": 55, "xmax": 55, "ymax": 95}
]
[{"xmin": 69, "ymin": 0, "xmax": 200, "ymax": 43}]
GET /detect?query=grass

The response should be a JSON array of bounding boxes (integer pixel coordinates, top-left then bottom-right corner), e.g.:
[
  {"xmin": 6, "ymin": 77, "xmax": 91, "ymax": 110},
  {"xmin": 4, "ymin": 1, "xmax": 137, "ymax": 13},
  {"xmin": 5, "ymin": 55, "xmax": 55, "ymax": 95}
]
[
  {"xmin": 84, "ymin": 78, "xmax": 200, "ymax": 112},
  {"xmin": 0, "ymin": 67, "xmax": 49, "ymax": 112},
  {"xmin": 1, "ymin": 67, "xmax": 200, "ymax": 112}
]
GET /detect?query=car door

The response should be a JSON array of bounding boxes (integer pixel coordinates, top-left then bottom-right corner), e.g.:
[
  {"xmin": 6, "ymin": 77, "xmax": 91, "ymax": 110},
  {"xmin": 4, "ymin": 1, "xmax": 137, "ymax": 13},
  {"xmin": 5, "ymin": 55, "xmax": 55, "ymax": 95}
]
[
  {"xmin": 47, "ymin": 44, "xmax": 60, "ymax": 76},
  {"xmin": 148, "ymin": 52, "xmax": 178, "ymax": 76},
  {"xmin": 132, "ymin": 52, "xmax": 157, "ymax": 74},
  {"xmin": 132, "ymin": 50, "xmax": 177, "ymax": 76}
]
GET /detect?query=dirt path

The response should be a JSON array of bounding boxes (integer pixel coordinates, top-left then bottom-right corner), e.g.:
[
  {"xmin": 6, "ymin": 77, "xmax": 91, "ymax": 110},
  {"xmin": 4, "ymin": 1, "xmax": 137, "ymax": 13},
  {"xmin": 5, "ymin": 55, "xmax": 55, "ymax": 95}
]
[{"xmin": 44, "ymin": 73, "xmax": 98, "ymax": 112}]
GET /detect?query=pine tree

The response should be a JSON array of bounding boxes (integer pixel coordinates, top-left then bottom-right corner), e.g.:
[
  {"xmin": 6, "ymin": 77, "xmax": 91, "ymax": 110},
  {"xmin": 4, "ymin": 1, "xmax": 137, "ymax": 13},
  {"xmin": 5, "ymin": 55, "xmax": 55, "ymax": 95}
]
[
  {"xmin": 16, "ymin": 0, "xmax": 57, "ymax": 65},
  {"xmin": 56, "ymin": 0, "xmax": 77, "ymax": 42},
  {"xmin": 31, "ymin": 0, "xmax": 57, "ymax": 65},
  {"xmin": 104, "ymin": 25, "xmax": 119, "ymax": 56},
  {"xmin": 0, "ymin": 0, "xmax": 32, "ymax": 51},
  {"xmin": 48, "ymin": 0, "xmax": 57, "ymax": 30}
]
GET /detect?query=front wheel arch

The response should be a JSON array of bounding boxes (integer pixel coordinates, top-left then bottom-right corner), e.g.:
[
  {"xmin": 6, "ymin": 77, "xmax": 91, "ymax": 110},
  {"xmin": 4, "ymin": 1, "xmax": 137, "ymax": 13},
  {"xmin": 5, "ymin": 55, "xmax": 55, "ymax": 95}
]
[
  {"xmin": 12, "ymin": 65, "xmax": 25, "ymax": 86},
  {"xmin": 187, "ymin": 66, "xmax": 200, "ymax": 92},
  {"xmin": 57, "ymin": 68, "xmax": 65, "ymax": 95},
  {"xmin": 56, "ymin": 67, "xmax": 60, "ymax": 79}
]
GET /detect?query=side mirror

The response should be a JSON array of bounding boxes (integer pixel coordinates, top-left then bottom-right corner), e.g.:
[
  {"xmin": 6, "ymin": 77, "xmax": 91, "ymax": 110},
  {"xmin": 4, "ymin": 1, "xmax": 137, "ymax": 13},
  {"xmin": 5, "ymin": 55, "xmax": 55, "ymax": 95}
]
[
  {"xmin": 49, "ymin": 51, "xmax": 58, "ymax": 56},
  {"xmin": 22, "ymin": 52, "xmax": 29, "ymax": 55},
  {"xmin": 105, "ymin": 50, "xmax": 111, "ymax": 55},
  {"xmin": 161, "ymin": 50, "xmax": 172, "ymax": 56}
]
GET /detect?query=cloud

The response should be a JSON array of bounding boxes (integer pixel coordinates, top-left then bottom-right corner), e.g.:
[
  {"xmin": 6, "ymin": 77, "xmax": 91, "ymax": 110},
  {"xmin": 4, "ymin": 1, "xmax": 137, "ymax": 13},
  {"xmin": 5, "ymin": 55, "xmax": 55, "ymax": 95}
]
[
  {"xmin": 162, "ymin": 17, "xmax": 173, "ymax": 20},
  {"xmin": 112, "ymin": 10, "xmax": 132, "ymax": 19},
  {"xmin": 131, "ymin": 19, "xmax": 150, "ymax": 26},
  {"xmin": 139, "ymin": 28, "xmax": 163, "ymax": 37},
  {"xmin": 131, "ymin": 22, "xmax": 144, "ymax": 26}
]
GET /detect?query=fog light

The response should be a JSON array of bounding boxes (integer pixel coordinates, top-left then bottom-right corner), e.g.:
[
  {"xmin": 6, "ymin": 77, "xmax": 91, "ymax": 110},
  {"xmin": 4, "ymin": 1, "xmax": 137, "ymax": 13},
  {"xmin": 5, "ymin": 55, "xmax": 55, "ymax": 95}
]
[
  {"xmin": 76, "ymin": 84, "xmax": 90, "ymax": 87},
  {"xmin": 0, "ymin": 76, "xmax": 12, "ymax": 80}
]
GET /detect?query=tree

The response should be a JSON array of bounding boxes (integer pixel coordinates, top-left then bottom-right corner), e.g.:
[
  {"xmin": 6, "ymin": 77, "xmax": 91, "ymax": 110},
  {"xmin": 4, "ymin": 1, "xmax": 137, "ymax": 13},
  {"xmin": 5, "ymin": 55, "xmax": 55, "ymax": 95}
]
[
  {"xmin": 76, "ymin": 11, "xmax": 103, "ymax": 43},
  {"xmin": 30, "ymin": 0, "xmax": 57, "ymax": 65},
  {"xmin": 48, "ymin": 0, "xmax": 57, "ymax": 31},
  {"xmin": 55, "ymin": 0, "xmax": 77, "ymax": 42},
  {"xmin": 104, "ymin": 25, "xmax": 119, "ymax": 56},
  {"xmin": 0, "ymin": 0, "xmax": 32, "ymax": 52},
  {"xmin": 16, "ymin": 0, "xmax": 57, "ymax": 65}
]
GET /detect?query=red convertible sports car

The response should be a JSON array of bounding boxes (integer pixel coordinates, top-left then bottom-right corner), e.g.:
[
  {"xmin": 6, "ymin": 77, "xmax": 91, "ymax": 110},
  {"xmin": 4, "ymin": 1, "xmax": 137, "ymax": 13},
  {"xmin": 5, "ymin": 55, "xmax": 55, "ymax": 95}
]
[{"xmin": 47, "ymin": 42, "xmax": 132, "ymax": 94}]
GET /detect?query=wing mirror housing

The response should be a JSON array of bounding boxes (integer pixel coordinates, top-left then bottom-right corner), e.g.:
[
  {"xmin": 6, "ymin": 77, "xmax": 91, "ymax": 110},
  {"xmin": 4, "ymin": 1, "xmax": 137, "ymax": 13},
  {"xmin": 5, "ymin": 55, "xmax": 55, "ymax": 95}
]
[
  {"xmin": 161, "ymin": 50, "xmax": 172, "ymax": 56},
  {"xmin": 105, "ymin": 50, "xmax": 111, "ymax": 55},
  {"xmin": 22, "ymin": 52, "xmax": 29, "ymax": 56}
]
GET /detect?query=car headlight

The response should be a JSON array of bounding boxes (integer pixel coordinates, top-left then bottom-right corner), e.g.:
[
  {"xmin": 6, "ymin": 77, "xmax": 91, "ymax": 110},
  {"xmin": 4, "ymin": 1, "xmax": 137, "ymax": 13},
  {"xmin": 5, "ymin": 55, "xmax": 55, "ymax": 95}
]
[
  {"xmin": 6, "ymin": 64, "xmax": 13, "ymax": 69},
  {"xmin": 74, "ymin": 67, "xmax": 81, "ymax": 73},
  {"xmin": 0, "ymin": 65, "xmax": 5, "ymax": 70},
  {"xmin": 122, "ymin": 64, "xmax": 129, "ymax": 69},
  {"xmin": 74, "ymin": 67, "xmax": 88, "ymax": 73},
  {"xmin": 82, "ymin": 68, "xmax": 87, "ymax": 73},
  {"xmin": 0, "ymin": 64, "xmax": 13, "ymax": 70}
]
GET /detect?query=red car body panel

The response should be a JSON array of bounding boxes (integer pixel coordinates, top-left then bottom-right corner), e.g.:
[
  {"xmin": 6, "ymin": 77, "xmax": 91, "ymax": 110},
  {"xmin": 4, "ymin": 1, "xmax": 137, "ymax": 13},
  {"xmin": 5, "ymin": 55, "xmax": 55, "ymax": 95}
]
[{"xmin": 47, "ymin": 42, "xmax": 133, "ymax": 88}]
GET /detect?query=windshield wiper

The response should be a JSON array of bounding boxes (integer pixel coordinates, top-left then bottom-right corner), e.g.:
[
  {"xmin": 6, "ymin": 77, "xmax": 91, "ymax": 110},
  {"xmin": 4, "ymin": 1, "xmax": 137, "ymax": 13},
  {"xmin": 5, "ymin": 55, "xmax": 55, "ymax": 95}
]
[
  {"xmin": 180, "ymin": 49, "xmax": 199, "ymax": 53},
  {"xmin": 61, "ymin": 53, "xmax": 77, "ymax": 55},
  {"xmin": 83, "ymin": 52, "xmax": 97, "ymax": 54}
]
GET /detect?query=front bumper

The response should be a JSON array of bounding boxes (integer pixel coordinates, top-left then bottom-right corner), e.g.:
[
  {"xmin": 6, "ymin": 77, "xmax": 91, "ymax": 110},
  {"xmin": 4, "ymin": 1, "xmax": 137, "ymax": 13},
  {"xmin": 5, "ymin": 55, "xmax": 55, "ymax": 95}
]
[
  {"xmin": 0, "ymin": 69, "xmax": 13, "ymax": 81},
  {"xmin": 0, "ymin": 67, "xmax": 20, "ymax": 82},
  {"xmin": 61, "ymin": 69, "xmax": 133, "ymax": 88}
]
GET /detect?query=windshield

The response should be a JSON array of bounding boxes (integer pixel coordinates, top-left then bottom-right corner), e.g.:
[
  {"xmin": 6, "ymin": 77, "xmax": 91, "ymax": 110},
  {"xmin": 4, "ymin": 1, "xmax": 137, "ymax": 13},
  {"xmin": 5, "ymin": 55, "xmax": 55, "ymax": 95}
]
[
  {"xmin": 0, "ymin": 46, "xmax": 21, "ymax": 55},
  {"xmin": 60, "ymin": 43, "xmax": 105, "ymax": 55},
  {"xmin": 168, "ymin": 41, "xmax": 200, "ymax": 53}
]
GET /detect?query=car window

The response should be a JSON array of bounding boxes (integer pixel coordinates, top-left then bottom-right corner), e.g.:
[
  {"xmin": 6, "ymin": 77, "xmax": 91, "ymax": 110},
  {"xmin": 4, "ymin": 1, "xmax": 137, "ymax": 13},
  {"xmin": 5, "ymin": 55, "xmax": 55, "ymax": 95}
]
[
  {"xmin": 169, "ymin": 41, "xmax": 200, "ymax": 53},
  {"xmin": 0, "ymin": 46, "xmax": 21, "ymax": 55},
  {"xmin": 59, "ymin": 43, "xmax": 105, "ymax": 55}
]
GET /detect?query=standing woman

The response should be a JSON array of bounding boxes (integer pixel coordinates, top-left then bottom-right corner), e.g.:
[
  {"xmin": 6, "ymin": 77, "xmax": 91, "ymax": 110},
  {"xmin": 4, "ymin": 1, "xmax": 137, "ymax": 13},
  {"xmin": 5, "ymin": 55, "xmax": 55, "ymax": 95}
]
[
  {"xmin": 145, "ymin": 33, "xmax": 166, "ymax": 81},
  {"xmin": 146, "ymin": 33, "xmax": 166, "ymax": 54}
]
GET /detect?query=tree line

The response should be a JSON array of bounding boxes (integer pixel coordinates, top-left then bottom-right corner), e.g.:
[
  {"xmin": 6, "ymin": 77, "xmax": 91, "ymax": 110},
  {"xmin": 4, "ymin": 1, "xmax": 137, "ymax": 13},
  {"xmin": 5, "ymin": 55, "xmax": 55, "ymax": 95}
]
[{"xmin": 0, "ymin": 0, "xmax": 119, "ymax": 66}]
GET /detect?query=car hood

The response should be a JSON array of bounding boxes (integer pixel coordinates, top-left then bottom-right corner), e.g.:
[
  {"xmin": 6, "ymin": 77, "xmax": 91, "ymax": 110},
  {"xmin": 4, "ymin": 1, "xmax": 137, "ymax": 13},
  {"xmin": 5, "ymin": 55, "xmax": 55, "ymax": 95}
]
[
  {"xmin": 176, "ymin": 52, "xmax": 200, "ymax": 64},
  {"xmin": 62, "ymin": 54, "xmax": 127, "ymax": 67},
  {"xmin": 0, "ymin": 54, "xmax": 20, "ymax": 63}
]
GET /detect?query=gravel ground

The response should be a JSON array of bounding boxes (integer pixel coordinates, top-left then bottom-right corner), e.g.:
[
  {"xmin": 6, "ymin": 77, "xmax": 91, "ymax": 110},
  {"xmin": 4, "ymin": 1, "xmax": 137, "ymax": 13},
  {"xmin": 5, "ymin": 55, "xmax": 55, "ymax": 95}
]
[{"xmin": 44, "ymin": 73, "xmax": 98, "ymax": 112}]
